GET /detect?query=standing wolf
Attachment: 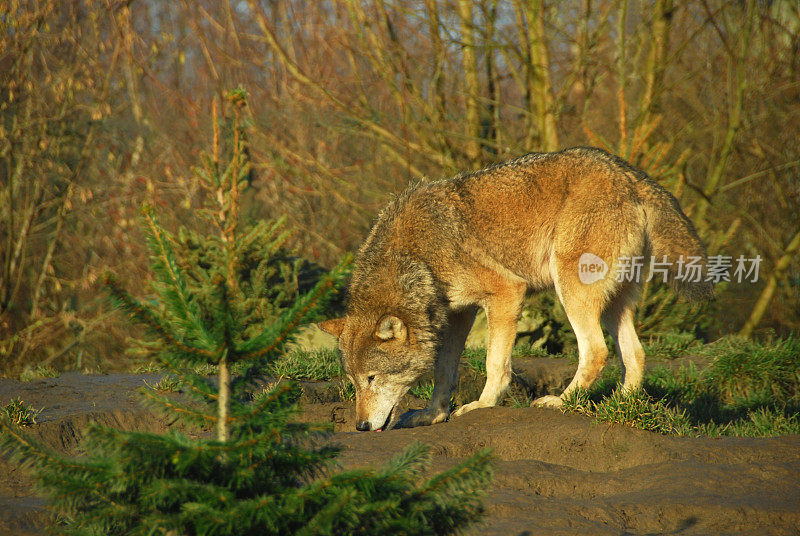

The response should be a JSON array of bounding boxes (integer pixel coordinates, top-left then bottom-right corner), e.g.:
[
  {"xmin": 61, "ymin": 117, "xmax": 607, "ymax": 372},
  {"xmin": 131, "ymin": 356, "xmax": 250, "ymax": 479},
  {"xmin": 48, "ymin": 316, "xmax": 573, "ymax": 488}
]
[{"xmin": 319, "ymin": 147, "xmax": 712, "ymax": 432}]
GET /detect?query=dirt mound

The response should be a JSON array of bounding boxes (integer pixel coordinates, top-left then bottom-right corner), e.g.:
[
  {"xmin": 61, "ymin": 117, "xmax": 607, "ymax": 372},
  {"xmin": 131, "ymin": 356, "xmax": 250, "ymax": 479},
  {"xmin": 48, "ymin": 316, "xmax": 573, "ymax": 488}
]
[
  {"xmin": 329, "ymin": 407, "xmax": 800, "ymax": 535},
  {"xmin": 1, "ymin": 366, "xmax": 799, "ymax": 536}
]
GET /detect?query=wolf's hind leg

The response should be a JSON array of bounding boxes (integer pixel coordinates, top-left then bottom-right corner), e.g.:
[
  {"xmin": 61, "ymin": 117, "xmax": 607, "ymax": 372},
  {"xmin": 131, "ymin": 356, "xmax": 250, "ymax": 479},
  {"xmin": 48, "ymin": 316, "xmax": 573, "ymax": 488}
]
[
  {"xmin": 562, "ymin": 305, "xmax": 608, "ymax": 398},
  {"xmin": 602, "ymin": 294, "xmax": 645, "ymax": 391},
  {"xmin": 534, "ymin": 284, "xmax": 608, "ymax": 408},
  {"xmin": 453, "ymin": 285, "xmax": 525, "ymax": 418},
  {"xmin": 396, "ymin": 307, "xmax": 477, "ymax": 428}
]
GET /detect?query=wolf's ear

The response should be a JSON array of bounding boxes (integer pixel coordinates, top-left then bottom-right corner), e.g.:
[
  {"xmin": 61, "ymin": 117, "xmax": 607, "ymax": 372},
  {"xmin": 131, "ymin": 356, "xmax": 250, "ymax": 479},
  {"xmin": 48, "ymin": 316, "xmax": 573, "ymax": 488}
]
[
  {"xmin": 375, "ymin": 315, "xmax": 407, "ymax": 342},
  {"xmin": 318, "ymin": 317, "xmax": 345, "ymax": 338}
]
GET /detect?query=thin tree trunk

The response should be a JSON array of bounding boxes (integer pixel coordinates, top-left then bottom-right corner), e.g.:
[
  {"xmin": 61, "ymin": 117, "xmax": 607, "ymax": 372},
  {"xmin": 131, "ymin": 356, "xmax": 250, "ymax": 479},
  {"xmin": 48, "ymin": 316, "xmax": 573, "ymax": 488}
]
[
  {"xmin": 217, "ymin": 355, "xmax": 230, "ymax": 442},
  {"xmin": 739, "ymin": 228, "xmax": 800, "ymax": 338},
  {"xmin": 119, "ymin": 5, "xmax": 143, "ymax": 126},
  {"xmin": 525, "ymin": 0, "xmax": 559, "ymax": 151},
  {"xmin": 511, "ymin": 2, "xmax": 535, "ymax": 149},
  {"xmin": 29, "ymin": 183, "xmax": 73, "ymax": 317},
  {"xmin": 615, "ymin": 0, "xmax": 630, "ymax": 155},
  {"xmin": 458, "ymin": 0, "xmax": 482, "ymax": 167},
  {"xmin": 637, "ymin": 0, "xmax": 674, "ymax": 139},
  {"xmin": 694, "ymin": 0, "xmax": 755, "ymax": 233},
  {"xmin": 1, "ymin": 76, "xmax": 34, "ymax": 313},
  {"xmin": 484, "ymin": 2, "xmax": 500, "ymax": 156},
  {"xmin": 567, "ymin": 0, "xmax": 592, "ymax": 107},
  {"xmin": 425, "ymin": 0, "xmax": 447, "ymax": 154}
]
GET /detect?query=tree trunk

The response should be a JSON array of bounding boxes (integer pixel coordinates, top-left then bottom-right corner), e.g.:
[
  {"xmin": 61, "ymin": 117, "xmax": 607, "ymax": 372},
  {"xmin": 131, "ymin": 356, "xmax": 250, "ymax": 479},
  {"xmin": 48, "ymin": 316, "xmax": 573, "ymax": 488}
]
[
  {"xmin": 484, "ymin": 2, "xmax": 501, "ymax": 156},
  {"xmin": 637, "ymin": 0, "xmax": 674, "ymax": 135},
  {"xmin": 217, "ymin": 356, "xmax": 230, "ymax": 442},
  {"xmin": 458, "ymin": 0, "xmax": 482, "ymax": 167},
  {"xmin": 525, "ymin": 0, "xmax": 559, "ymax": 151},
  {"xmin": 739, "ymin": 228, "xmax": 800, "ymax": 338},
  {"xmin": 694, "ymin": 0, "xmax": 755, "ymax": 233}
]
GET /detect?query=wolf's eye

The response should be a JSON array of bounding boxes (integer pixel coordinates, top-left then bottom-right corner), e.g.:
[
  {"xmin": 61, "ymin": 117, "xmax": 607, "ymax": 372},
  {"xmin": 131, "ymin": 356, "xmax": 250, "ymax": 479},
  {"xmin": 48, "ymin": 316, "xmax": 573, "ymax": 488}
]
[{"xmin": 367, "ymin": 375, "xmax": 375, "ymax": 385}]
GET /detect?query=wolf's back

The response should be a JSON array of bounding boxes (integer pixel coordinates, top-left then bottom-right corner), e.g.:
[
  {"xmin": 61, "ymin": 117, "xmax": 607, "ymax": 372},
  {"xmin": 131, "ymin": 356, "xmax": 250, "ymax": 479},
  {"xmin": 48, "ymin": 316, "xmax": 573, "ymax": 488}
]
[{"xmin": 636, "ymin": 179, "xmax": 714, "ymax": 301}]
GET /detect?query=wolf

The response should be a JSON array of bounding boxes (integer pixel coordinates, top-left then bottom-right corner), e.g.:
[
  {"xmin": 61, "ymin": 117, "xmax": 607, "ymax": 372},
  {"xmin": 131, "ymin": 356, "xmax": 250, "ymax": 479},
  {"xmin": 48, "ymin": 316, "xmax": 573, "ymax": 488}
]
[{"xmin": 319, "ymin": 147, "xmax": 712, "ymax": 432}]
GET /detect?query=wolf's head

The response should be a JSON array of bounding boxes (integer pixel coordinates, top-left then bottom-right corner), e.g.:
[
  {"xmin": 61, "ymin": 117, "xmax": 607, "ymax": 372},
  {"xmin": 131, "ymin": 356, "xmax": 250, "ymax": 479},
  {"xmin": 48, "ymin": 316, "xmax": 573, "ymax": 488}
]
[
  {"xmin": 319, "ymin": 313, "xmax": 432, "ymax": 431},
  {"xmin": 318, "ymin": 257, "xmax": 446, "ymax": 431}
]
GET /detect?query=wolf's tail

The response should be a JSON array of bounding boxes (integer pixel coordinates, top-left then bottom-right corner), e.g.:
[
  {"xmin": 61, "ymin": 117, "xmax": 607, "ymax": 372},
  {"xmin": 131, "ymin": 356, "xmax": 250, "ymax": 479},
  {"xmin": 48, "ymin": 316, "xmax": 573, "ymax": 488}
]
[{"xmin": 636, "ymin": 179, "xmax": 714, "ymax": 301}]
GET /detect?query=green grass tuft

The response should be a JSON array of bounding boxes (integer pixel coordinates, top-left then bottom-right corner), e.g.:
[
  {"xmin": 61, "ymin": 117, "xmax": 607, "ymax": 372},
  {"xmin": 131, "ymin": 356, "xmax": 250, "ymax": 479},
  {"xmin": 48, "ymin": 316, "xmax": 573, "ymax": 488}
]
[
  {"xmin": 593, "ymin": 389, "xmax": 688, "ymax": 435},
  {"xmin": 192, "ymin": 363, "xmax": 218, "ymax": 376},
  {"xmin": 643, "ymin": 332, "xmax": 701, "ymax": 359},
  {"xmin": 508, "ymin": 392, "xmax": 533, "ymax": 408},
  {"xmin": 145, "ymin": 375, "xmax": 182, "ymax": 392},
  {"xmin": 698, "ymin": 336, "xmax": 800, "ymax": 406},
  {"xmin": 512, "ymin": 344, "xmax": 550, "ymax": 359},
  {"xmin": 334, "ymin": 379, "xmax": 356, "ymax": 401},
  {"xmin": 268, "ymin": 348, "xmax": 343, "ymax": 381},
  {"xmin": 410, "ymin": 381, "xmax": 434, "ymax": 400},
  {"xmin": 561, "ymin": 388, "xmax": 594, "ymax": 416},
  {"xmin": 561, "ymin": 336, "xmax": 800, "ymax": 437},
  {"xmin": 694, "ymin": 407, "xmax": 800, "ymax": 437},
  {"xmin": 562, "ymin": 388, "xmax": 688, "ymax": 435},
  {"xmin": 19, "ymin": 364, "xmax": 59, "ymax": 382},
  {"xmin": 463, "ymin": 348, "xmax": 487, "ymax": 375},
  {"xmin": 131, "ymin": 361, "xmax": 163, "ymax": 373},
  {"xmin": 2, "ymin": 398, "xmax": 41, "ymax": 426}
]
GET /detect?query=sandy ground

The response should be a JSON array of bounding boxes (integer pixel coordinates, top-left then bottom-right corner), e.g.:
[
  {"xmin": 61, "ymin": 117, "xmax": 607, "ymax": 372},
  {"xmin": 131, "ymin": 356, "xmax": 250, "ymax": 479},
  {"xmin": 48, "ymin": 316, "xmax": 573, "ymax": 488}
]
[{"xmin": 1, "ymin": 361, "xmax": 799, "ymax": 536}]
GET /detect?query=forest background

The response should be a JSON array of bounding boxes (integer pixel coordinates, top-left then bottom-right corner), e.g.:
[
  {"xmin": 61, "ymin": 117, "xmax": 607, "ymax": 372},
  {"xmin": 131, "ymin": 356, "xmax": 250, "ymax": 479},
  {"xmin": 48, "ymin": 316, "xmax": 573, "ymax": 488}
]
[{"xmin": 1, "ymin": 0, "xmax": 799, "ymax": 374}]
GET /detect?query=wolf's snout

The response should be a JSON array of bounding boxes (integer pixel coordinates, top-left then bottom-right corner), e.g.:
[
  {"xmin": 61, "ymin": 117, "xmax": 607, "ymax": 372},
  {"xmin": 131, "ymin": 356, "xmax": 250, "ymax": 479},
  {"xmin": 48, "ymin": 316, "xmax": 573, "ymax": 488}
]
[{"xmin": 355, "ymin": 420, "xmax": 371, "ymax": 431}]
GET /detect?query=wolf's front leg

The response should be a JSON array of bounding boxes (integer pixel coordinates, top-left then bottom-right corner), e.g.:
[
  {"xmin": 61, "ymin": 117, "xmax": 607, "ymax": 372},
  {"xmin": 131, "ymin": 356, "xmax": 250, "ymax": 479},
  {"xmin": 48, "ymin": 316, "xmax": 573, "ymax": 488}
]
[
  {"xmin": 394, "ymin": 368, "xmax": 455, "ymax": 427},
  {"xmin": 453, "ymin": 285, "xmax": 525, "ymax": 418},
  {"xmin": 396, "ymin": 307, "xmax": 476, "ymax": 428}
]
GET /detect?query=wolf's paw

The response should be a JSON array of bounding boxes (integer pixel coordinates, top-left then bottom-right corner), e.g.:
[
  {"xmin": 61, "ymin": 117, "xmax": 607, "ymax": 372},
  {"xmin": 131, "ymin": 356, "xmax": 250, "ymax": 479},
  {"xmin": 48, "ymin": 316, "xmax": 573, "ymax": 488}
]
[
  {"xmin": 395, "ymin": 408, "xmax": 448, "ymax": 429},
  {"xmin": 531, "ymin": 395, "xmax": 564, "ymax": 409},
  {"xmin": 452, "ymin": 400, "xmax": 490, "ymax": 418}
]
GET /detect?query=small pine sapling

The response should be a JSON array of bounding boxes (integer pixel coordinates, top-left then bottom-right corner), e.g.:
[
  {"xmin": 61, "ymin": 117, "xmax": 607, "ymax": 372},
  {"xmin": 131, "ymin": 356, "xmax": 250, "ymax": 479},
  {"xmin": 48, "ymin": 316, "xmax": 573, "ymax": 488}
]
[{"xmin": 0, "ymin": 91, "xmax": 492, "ymax": 536}]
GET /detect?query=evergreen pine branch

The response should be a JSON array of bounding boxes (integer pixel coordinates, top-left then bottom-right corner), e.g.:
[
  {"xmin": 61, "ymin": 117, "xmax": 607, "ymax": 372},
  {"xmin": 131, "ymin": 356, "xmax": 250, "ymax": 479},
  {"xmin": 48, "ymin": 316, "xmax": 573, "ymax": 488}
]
[
  {"xmin": 233, "ymin": 256, "xmax": 350, "ymax": 392},
  {"xmin": 294, "ymin": 488, "xmax": 355, "ymax": 536},
  {"xmin": 376, "ymin": 441, "xmax": 432, "ymax": 482},
  {"xmin": 103, "ymin": 273, "xmax": 217, "ymax": 363},
  {"xmin": 140, "ymin": 205, "xmax": 215, "ymax": 350},
  {"xmin": 236, "ymin": 220, "xmax": 271, "ymax": 258},
  {"xmin": 406, "ymin": 448, "xmax": 494, "ymax": 533},
  {"xmin": 262, "ymin": 216, "xmax": 293, "ymax": 255},
  {"xmin": 138, "ymin": 388, "xmax": 218, "ymax": 429},
  {"xmin": 417, "ymin": 448, "xmax": 493, "ymax": 497},
  {"xmin": 193, "ymin": 493, "xmax": 280, "ymax": 535},
  {"xmin": 0, "ymin": 419, "xmax": 130, "ymax": 523},
  {"xmin": 139, "ymin": 477, "xmax": 234, "ymax": 512},
  {"xmin": 0, "ymin": 416, "xmax": 104, "ymax": 478},
  {"xmin": 230, "ymin": 381, "xmax": 299, "ymax": 427}
]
